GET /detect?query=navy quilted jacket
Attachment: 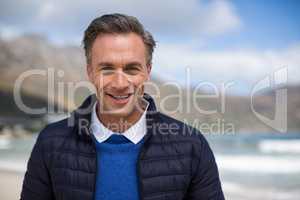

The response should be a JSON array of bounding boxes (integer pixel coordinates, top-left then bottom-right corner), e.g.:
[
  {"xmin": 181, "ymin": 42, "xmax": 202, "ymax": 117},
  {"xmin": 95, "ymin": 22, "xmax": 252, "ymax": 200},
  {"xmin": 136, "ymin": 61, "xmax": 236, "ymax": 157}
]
[{"xmin": 20, "ymin": 94, "xmax": 225, "ymax": 200}]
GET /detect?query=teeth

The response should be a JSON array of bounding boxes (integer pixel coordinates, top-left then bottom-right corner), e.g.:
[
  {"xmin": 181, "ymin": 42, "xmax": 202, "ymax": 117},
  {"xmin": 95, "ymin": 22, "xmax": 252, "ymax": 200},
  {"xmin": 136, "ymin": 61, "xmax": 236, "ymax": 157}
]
[{"xmin": 112, "ymin": 95, "xmax": 130, "ymax": 99}]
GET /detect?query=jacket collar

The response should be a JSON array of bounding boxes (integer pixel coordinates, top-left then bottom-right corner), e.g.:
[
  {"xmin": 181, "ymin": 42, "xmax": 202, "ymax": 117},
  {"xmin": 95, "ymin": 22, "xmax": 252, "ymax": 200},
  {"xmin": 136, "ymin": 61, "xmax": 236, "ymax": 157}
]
[
  {"xmin": 90, "ymin": 99, "xmax": 149, "ymax": 144},
  {"xmin": 72, "ymin": 93, "xmax": 159, "ymax": 143}
]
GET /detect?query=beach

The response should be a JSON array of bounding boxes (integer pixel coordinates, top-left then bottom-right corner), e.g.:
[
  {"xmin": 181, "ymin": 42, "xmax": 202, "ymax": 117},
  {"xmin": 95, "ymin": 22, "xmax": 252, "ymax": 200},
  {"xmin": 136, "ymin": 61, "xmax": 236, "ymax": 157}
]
[
  {"xmin": 1, "ymin": 133, "xmax": 300, "ymax": 200},
  {"xmin": 0, "ymin": 170, "xmax": 24, "ymax": 200}
]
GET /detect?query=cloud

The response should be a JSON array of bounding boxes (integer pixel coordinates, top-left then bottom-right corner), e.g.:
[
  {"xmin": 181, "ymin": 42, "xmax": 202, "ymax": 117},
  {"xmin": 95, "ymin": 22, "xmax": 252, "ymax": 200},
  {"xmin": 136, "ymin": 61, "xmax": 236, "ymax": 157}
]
[
  {"xmin": 38, "ymin": 1, "xmax": 56, "ymax": 21},
  {"xmin": 0, "ymin": 0, "xmax": 241, "ymax": 43},
  {"xmin": 196, "ymin": 0, "xmax": 241, "ymax": 35},
  {"xmin": 152, "ymin": 43, "xmax": 300, "ymax": 89},
  {"xmin": 0, "ymin": 24, "xmax": 21, "ymax": 39},
  {"xmin": 2, "ymin": 0, "xmax": 299, "ymax": 93}
]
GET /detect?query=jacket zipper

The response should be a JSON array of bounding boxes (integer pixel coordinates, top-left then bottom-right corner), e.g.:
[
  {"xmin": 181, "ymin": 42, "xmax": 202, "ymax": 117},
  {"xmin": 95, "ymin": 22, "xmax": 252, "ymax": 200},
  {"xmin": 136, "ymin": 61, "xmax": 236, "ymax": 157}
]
[{"xmin": 137, "ymin": 142, "xmax": 146, "ymax": 200}]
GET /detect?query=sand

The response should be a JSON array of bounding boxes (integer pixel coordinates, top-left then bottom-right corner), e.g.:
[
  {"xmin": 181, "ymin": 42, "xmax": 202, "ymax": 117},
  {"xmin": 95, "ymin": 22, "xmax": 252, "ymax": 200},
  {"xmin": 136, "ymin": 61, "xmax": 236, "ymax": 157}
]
[{"xmin": 0, "ymin": 170, "xmax": 25, "ymax": 200}]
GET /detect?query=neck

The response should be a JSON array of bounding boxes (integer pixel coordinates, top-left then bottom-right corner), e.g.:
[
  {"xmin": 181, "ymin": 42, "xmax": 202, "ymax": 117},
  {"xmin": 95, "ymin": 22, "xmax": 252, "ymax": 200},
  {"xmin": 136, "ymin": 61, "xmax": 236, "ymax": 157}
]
[{"xmin": 97, "ymin": 101, "xmax": 146, "ymax": 133}]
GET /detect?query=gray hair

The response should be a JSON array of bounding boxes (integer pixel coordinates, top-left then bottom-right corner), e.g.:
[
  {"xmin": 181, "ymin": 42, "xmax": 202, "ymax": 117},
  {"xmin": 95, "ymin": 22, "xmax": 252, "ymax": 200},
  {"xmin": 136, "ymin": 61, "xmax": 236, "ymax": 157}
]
[{"xmin": 82, "ymin": 13, "xmax": 156, "ymax": 65}]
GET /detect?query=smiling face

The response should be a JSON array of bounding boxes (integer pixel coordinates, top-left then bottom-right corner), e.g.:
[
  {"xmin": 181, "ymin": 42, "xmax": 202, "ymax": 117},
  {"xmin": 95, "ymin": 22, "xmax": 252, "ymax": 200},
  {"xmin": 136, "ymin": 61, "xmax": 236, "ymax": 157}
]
[{"xmin": 87, "ymin": 33, "xmax": 151, "ymax": 119}]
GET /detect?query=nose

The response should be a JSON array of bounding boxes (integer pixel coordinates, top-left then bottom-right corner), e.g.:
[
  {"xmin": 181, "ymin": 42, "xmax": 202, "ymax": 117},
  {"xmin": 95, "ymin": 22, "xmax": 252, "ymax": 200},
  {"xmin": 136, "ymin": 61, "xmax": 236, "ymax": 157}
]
[{"xmin": 111, "ymin": 71, "xmax": 130, "ymax": 90}]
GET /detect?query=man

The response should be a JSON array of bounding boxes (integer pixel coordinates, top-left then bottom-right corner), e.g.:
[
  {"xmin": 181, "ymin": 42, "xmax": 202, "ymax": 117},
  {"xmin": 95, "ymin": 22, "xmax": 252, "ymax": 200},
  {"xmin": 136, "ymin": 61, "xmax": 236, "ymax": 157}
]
[{"xmin": 20, "ymin": 14, "xmax": 224, "ymax": 200}]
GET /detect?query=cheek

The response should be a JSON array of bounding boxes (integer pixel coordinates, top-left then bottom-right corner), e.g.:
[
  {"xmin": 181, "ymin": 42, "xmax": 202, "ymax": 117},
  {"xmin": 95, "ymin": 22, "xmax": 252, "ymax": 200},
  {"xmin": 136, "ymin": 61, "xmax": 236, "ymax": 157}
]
[
  {"xmin": 92, "ymin": 74, "xmax": 110, "ymax": 90},
  {"xmin": 131, "ymin": 74, "xmax": 148, "ymax": 90}
]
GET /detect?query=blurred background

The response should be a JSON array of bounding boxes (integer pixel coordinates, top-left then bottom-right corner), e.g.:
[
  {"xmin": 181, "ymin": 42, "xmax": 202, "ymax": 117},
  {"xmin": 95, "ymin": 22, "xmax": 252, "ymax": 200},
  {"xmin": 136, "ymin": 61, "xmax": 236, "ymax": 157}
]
[{"xmin": 0, "ymin": 0, "xmax": 300, "ymax": 199}]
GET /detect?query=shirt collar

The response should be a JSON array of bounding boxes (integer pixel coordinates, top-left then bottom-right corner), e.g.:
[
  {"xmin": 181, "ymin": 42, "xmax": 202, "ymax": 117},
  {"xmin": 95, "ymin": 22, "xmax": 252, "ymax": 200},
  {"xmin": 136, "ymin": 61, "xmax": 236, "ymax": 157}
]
[{"xmin": 90, "ymin": 100, "xmax": 149, "ymax": 144}]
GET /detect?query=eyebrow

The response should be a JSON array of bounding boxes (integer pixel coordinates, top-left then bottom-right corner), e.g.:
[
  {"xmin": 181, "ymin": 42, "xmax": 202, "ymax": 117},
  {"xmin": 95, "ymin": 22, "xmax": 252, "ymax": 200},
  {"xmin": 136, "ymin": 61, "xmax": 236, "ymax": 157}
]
[
  {"xmin": 98, "ymin": 62, "xmax": 114, "ymax": 67},
  {"xmin": 97, "ymin": 62, "xmax": 143, "ymax": 68},
  {"xmin": 125, "ymin": 62, "xmax": 143, "ymax": 69}
]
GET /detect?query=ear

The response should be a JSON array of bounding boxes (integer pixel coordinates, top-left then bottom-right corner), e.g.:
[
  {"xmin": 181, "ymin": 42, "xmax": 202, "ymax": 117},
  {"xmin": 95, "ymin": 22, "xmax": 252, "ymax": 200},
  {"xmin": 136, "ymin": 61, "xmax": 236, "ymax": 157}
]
[
  {"xmin": 87, "ymin": 64, "xmax": 93, "ymax": 82},
  {"xmin": 146, "ymin": 64, "xmax": 152, "ymax": 80}
]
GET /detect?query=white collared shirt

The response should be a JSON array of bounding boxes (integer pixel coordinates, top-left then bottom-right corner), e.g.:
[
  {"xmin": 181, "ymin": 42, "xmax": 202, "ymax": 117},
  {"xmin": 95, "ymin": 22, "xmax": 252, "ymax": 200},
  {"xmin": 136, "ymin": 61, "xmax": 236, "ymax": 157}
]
[{"xmin": 90, "ymin": 101, "xmax": 149, "ymax": 144}]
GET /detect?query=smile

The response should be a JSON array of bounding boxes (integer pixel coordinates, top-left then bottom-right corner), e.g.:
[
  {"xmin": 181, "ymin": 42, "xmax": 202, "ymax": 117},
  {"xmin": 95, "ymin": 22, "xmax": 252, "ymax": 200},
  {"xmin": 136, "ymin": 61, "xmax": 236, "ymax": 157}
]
[
  {"xmin": 105, "ymin": 93, "xmax": 133, "ymax": 105},
  {"xmin": 107, "ymin": 93, "xmax": 132, "ymax": 99}
]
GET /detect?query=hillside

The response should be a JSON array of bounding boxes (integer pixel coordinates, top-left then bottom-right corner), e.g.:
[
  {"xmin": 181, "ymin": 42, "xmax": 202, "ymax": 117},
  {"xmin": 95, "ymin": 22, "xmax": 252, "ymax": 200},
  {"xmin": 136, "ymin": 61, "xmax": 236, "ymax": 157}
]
[{"xmin": 0, "ymin": 34, "xmax": 299, "ymax": 134}]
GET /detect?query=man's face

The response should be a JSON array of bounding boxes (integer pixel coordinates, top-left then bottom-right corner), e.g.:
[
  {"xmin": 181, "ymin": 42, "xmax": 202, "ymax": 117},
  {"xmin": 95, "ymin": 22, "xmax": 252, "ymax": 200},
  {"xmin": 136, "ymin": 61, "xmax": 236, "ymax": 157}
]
[{"xmin": 87, "ymin": 33, "xmax": 151, "ymax": 117}]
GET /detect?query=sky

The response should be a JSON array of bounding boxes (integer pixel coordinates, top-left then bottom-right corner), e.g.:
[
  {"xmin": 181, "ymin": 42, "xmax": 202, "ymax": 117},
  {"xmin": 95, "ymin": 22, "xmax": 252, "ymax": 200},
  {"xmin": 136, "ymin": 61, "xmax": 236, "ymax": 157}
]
[{"xmin": 0, "ymin": 0, "xmax": 299, "ymax": 94}]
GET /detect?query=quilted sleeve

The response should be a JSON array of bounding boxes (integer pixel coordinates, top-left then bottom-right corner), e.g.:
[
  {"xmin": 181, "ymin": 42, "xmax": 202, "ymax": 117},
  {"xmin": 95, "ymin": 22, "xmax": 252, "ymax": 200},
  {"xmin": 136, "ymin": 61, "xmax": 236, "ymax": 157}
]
[
  {"xmin": 184, "ymin": 134, "xmax": 225, "ymax": 200},
  {"xmin": 20, "ymin": 128, "xmax": 54, "ymax": 200}
]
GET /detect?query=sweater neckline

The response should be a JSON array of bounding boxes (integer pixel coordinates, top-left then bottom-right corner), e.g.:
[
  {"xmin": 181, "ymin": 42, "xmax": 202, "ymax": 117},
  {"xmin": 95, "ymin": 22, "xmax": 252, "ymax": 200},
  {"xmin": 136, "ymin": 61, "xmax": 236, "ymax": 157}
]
[{"xmin": 94, "ymin": 134, "xmax": 145, "ymax": 152}]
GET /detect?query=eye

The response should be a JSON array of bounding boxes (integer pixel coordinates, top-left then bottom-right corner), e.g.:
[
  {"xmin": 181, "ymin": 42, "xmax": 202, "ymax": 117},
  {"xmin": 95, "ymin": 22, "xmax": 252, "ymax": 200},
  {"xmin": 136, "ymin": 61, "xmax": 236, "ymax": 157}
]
[
  {"xmin": 124, "ymin": 66, "xmax": 141, "ymax": 75},
  {"xmin": 101, "ymin": 66, "xmax": 114, "ymax": 75}
]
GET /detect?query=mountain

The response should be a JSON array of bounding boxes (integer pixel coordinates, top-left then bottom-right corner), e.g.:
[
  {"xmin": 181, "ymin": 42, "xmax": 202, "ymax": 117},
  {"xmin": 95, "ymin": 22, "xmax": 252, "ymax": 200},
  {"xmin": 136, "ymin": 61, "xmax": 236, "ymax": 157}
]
[
  {"xmin": 0, "ymin": 34, "xmax": 88, "ymax": 110},
  {"xmin": 0, "ymin": 34, "xmax": 299, "ymax": 134}
]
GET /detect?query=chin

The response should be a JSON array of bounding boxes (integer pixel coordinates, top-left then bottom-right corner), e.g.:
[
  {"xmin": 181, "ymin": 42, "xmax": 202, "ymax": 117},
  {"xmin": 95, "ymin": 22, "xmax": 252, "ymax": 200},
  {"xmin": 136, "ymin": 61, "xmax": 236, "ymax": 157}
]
[{"xmin": 105, "ymin": 106, "xmax": 134, "ymax": 117}]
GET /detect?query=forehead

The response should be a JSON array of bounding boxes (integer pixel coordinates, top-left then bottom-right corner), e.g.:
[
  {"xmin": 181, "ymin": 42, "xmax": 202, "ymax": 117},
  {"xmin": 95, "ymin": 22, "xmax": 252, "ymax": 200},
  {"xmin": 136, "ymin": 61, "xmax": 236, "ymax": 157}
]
[{"xmin": 91, "ymin": 33, "xmax": 147, "ymax": 63}]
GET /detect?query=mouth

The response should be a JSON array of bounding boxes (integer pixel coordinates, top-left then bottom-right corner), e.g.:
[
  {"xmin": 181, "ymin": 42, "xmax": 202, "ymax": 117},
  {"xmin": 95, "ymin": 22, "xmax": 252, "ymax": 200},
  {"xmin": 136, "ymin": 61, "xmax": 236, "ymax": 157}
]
[
  {"xmin": 105, "ymin": 93, "xmax": 133, "ymax": 105},
  {"xmin": 106, "ymin": 93, "xmax": 132, "ymax": 99}
]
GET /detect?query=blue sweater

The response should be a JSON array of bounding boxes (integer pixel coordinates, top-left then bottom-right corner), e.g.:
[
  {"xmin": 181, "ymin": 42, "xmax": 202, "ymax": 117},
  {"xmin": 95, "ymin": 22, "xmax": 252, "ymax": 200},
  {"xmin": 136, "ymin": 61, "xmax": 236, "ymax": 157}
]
[{"xmin": 94, "ymin": 134, "xmax": 144, "ymax": 200}]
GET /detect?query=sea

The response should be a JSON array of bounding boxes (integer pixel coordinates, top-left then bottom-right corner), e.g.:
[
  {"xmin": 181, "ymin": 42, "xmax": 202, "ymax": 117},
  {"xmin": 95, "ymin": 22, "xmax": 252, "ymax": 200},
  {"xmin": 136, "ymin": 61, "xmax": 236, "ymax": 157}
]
[{"xmin": 0, "ymin": 132, "xmax": 299, "ymax": 200}]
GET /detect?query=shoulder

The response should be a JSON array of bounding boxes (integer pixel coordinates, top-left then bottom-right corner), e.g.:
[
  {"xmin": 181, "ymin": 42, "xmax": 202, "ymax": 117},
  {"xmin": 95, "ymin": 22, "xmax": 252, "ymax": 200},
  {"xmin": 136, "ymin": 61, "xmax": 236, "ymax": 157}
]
[
  {"xmin": 34, "ymin": 117, "xmax": 76, "ymax": 151},
  {"xmin": 155, "ymin": 112, "xmax": 209, "ymax": 148},
  {"xmin": 38, "ymin": 117, "xmax": 74, "ymax": 140},
  {"xmin": 149, "ymin": 112, "xmax": 215, "ymax": 163}
]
